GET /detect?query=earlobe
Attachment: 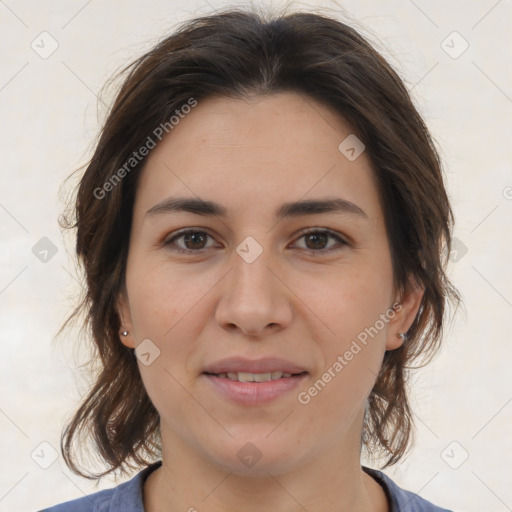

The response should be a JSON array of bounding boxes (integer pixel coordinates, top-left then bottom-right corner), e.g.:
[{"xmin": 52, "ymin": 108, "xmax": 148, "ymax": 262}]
[
  {"xmin": 386, "ymin": 331, "xmax": 407, "ymax": 351},
  {"xmin": 116, "ymin": 291, "xmax": 136, "ymax": 349},
  {"xmin": 385, "ymin": 278, "xmax": 424, "ymax": 351}
]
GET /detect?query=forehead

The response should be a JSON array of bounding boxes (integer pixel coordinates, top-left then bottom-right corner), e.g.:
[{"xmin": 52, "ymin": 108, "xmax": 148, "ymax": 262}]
[{"xmin": 133, "ymin": 92, "xmax": 382, "ymax": 224}]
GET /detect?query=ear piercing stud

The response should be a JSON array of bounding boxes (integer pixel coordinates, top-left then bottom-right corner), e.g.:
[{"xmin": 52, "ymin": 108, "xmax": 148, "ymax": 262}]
[
  {"xmin": 121, "ymin": 330, "xmax": 129, "ymax": 336},
  {"xmin": 397, "ymin": 332, "xmax": 406, "ymax": 340}
]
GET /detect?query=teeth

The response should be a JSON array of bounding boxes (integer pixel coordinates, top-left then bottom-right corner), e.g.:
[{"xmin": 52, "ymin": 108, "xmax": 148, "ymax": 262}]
[{"xmin": 221, "ymin": 371, "xmax": 293, "ymax": 382}]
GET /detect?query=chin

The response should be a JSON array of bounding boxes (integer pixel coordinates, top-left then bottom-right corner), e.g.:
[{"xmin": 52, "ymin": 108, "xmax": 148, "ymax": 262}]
[{"xmin": 203, "ymin": 433, "xmax": 306, "ymax": 477}]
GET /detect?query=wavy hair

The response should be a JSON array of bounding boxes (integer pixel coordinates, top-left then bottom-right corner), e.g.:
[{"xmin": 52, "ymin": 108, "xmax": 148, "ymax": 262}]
[{"xmin": 58, "ymin": 5, "xmax": 461, "ymax": 479}]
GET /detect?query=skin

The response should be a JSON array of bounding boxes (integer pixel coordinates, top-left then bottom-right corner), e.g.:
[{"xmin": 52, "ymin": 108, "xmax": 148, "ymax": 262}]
[{"xmin": 117, "ymin": 92, "xmax": 423, "ymax": 512}]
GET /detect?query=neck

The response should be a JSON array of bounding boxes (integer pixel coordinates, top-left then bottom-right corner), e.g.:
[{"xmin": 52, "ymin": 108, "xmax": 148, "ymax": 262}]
[{"xmin": 143, "ymin": 423, "xmax": 389, "ymax": 512}]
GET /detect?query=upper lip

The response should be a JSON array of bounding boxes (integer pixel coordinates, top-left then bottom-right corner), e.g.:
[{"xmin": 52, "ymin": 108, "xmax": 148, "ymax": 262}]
[{"xmin": 203, "ymin": 357, "xmax": 308, "ymax": 375}]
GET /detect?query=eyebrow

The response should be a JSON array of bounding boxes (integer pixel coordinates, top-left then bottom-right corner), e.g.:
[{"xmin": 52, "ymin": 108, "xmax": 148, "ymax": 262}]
[{"xmin": 146, "ymin": 196, "xmax": 368, "ymax": 220}]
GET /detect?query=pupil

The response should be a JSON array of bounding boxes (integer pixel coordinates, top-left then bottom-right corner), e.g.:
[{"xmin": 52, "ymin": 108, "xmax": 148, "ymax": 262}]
[
  {"xmin": 182, "ymin": 232, "xmax": 327, "ymax": 251},
  {"xmin": 307, "ymin": 233, "xmax": 326, "ymax": 249},
  {"xmin": 185, "ymin": 232, "xmax": 206, "ymax": 249}
]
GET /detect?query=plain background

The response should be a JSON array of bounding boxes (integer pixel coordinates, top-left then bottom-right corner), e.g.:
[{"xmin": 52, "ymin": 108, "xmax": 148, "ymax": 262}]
[{"xmin": 1, "ymin": 1, "xmax": 511, "ymax": 511}]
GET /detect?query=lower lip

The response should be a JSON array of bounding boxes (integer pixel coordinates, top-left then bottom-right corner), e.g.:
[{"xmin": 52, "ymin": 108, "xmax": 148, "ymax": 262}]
[{"xmin": 202, "ymin": 373, "xmax": 308, "ymax": 405}]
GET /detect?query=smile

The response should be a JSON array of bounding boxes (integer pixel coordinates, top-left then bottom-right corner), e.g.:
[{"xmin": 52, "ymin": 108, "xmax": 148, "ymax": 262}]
[
  {"xmin": 211, "ymin": 371, "xmax": 298, "ymax": 382},
  {"xmin": 202, "ymin": 371, "xmax": 308, "ymax": 405}
]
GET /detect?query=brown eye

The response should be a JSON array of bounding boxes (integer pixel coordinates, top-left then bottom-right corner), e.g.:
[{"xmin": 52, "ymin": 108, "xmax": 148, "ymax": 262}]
[
  {"xmin": 164, "ymin": 228, "xmax": 347, "ymax": 256},
  {"xmin": 304, "ymin": 232, "xmax": 329, "ymax": 250},
  {"xmin": 183, "ymin": 232, "xmax": 208, "ymax": 249},
  {"xmin": 164, "ymin": 230, "xmax": 216, "ymax": 253},
  {"xmin": 293, "ymin": 229, "xmax": 347, "ymax": 254}
]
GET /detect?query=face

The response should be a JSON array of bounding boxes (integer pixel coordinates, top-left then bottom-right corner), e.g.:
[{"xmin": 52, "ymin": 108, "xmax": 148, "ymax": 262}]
[{"xmin": 117, "ymin": 92, "xmax": 422, "ymax": 476}]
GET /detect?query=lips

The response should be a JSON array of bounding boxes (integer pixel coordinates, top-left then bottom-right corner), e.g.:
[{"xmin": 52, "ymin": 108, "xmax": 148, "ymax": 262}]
[
  {"xmin": 215, "ymin": 371, "xmax": 296, "ymax": 382},
  {"xmin": 202, "ymin": 356, "xmax": 309, "ymax": 376},
  {"xmin": 202, "ymin": 371, "xmax": 308, "ymax": 405},
  {"xmin": 201, "ymin": 356, "xmax": 309, "ymax": 404}
]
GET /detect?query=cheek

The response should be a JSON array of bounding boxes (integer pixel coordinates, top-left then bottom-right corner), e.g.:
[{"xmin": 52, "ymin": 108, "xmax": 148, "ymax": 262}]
[
  {"xmin": 297, "ymin": 262, "xmax": 392, "ymax": 404},
  {"xmin": 126, "ymin": 259, "xmax": 217, "ymax": 383},
  {"xmin": 127, "ymin": 265, "xmax": 205, "ymax": 420},
  {"xmin": 127, "ymin": 256, "xmax": 202, "ymax": 336},
  {"xmin": 299, "ymin": 304, "xmax": 387, "ymax": 428},
  {"xmin": 303, "ymin": 259, "xmax": 393, "ymax": 342}
]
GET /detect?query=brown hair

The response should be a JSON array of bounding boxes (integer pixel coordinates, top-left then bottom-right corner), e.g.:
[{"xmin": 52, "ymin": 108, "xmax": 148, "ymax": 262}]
[{"xmin": 58, "ymin": 5, "xmax": 461, "ymax": 479}]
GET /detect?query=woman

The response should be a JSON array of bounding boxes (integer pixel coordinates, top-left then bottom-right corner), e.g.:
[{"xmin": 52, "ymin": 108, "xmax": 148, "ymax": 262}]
[{"xmin": 41, "ymin": 6, "xmax": 460, "ymax": 512}]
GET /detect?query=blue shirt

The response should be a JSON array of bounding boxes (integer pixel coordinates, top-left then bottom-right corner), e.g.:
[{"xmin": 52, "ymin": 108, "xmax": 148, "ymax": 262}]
[{"xmin": 38, "ymin": 461, "xmax": 453, "ymax": 511}]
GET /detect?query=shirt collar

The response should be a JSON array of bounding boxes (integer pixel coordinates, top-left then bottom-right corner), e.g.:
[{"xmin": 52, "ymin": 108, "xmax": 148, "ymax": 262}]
[
  {"xmin": 108, "ymin": 460, "xmax": 163, "ymax": 512},
  {"xmin": 107, "ymin": 461, "xmax": 411, "ymax": 512}
]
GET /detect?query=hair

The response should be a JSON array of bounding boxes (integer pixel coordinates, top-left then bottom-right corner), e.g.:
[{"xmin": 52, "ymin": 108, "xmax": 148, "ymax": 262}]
[{"xmin": 58, "ymin": 5, "xmax": 461, "ymax": 479}]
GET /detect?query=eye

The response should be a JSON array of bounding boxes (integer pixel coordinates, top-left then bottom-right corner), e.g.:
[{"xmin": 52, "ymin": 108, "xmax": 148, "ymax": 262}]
[
  {"xmin": 163, "ymin": 229, "xmax": 217, "ymax": 254},
  {"xmin": 291, "ymin": 229, "xmax": 347, "ymax": 254},
  {"xmin": 163, "ymin": 228, "xmax": 347, "ymax": 255}
]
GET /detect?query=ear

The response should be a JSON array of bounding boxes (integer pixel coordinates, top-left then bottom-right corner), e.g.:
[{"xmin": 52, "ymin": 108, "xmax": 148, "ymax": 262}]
[
  {"xmin": 385, "ymin": 276, "xmax": 424, "ymax": 351},
  {"xmin": 116, "ymin": 289, "xmax": 136, "ymax": 349}
]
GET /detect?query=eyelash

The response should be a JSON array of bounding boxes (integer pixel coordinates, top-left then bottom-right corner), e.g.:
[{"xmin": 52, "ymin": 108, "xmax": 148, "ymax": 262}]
[{"xmin": 163, "ymin": 228, "xmax": 348, "ymax": 256}]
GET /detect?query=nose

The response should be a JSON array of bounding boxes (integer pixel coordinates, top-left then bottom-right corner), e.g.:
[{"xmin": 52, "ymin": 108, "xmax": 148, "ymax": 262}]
[{"xmin": 214, "ymin": 248, "xmax": 293, "ymax": 337}]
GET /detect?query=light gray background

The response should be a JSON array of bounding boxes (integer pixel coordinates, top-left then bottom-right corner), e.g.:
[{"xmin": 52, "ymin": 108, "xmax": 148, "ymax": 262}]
[{"xmin": 1, "ymin": 1, "xmax": 511, "ymax": 511}]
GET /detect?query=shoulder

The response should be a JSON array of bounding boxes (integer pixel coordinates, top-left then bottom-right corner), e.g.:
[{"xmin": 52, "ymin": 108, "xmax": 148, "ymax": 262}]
[
  {"xmin": 363, "ymin": 467, "xmax": 453, "ymax": 512},
  {"xmin": 37, "ymin": 461, "xmax": 162, "ymax": 512},
  {"xmin": 37, "ymin": 486, "xmax": 113, "ymax": 512}
]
